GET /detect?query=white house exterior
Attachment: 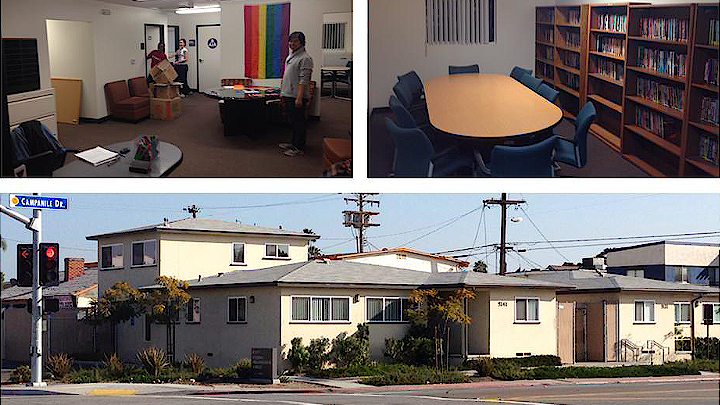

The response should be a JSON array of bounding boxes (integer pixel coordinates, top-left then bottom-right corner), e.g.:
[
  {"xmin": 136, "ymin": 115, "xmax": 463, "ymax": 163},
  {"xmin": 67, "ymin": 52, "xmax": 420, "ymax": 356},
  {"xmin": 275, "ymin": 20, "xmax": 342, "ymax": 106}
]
[{"xmin": 324, "ymin": 248, "xmax": 469, "ymax": 273}]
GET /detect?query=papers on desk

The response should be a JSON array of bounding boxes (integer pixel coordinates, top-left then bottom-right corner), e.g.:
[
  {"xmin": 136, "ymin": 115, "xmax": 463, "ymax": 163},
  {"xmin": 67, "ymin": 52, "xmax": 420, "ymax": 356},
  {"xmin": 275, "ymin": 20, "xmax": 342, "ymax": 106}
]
[{"xmin": 75, "ymin": 146, "xmax": 120, "ymax": 166}]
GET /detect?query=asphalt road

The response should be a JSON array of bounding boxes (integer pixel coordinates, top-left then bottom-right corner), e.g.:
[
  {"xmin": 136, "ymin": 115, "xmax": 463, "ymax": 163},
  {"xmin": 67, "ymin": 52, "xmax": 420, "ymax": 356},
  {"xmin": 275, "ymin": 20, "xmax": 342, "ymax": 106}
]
[{"xmin": 2, "ymin": 381, "xmax": 719, "ymax": 405}]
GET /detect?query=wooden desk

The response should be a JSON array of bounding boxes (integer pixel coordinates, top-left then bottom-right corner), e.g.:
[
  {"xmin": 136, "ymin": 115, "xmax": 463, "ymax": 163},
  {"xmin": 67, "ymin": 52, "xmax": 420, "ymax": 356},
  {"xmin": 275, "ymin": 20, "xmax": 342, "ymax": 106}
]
[
  {"xmin": 424, "ymin": 73, "xmax": 563, "ymax": 139},
  {"xmin": 54, "ymin": 141, "xmax": 182, "ymax": 177}
]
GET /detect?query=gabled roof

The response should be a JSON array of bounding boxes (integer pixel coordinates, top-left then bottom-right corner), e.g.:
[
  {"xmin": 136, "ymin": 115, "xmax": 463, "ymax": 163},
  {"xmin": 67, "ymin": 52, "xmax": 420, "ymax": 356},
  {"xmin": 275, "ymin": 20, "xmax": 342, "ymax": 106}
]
[
  {"xmin": 142, "ymin": 260, "xmax": 572, "ymax": 290},
  {"xmin": 323, "ymin": 248, "xmax": 469, "ymax": 267},
  {"xmin": 509, "ymin": 270, "xmax": 718, "ymax": 294},
  {"xmin": 1, "ymin": 269, "xmax": 99, "ymax": 302},
  {"xmin": 86, "ymin": 218, "xmax": 319, "ymax": 240}
]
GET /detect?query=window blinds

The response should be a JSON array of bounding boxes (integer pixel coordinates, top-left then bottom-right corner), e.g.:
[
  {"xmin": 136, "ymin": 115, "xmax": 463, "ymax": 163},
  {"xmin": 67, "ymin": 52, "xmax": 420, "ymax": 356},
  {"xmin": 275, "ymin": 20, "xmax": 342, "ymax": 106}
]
[{"xmin": 426, "ymin": 0, "xmax": 495, "ymax": 44}]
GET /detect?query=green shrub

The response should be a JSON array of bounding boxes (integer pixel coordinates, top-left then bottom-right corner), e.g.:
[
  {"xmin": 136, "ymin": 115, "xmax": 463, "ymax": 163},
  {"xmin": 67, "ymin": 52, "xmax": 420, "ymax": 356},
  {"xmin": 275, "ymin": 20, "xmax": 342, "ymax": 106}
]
[
  {"xmin": 384, "ymin": 336, "xmax": 435, "ymax": 366},
  {"xmin": 489, "ymin": 360, "xmax": 528, "ymax": 381},
  {"xmin": 46, "ymin": 353, "xmax": 73, "ymax": 379},
  {"xmin": 525, "ymin": 363, "xmax": 700, "ymax": 380},
  {"xmin": 307, "ymin": 337, "xmax": 330, "ymax": 370},
  {"xmin": 66, "ymin": 368, "xmax": 105, "ymax": 383},
  {"xmin": 288, "ymin": 337, "xmax": 310, "ymax": 372},
  {"xmin": 10, "ymin": 365, "xmax": 31, "ymax": 383},
  {"xmin": 474, "ymin": 358, "xmax": 493, "ymax": 377},
  {"xmin": 198, "ymin": 366, "xmax": 235, "ymax": 382},
  {"xmin": 183, "ymin": 353, "xmax": 205, "ymax": 374},
  {"xmin": 331, "ymin": 324, "xmax": 370, "ymax": 367},
  {"xmin": 491, "ymin": 355, "xmax": 561, "ymax": 367},
  {"xmin": 136, "ymin": 347, "xmax": 170, "ymax": 376},
  {"xmin": 101, "ymin": 353, "xmax": 124, "ymax": 377},
  {"xmin": 693, "ymin": 337, "xmax": 719, "ymax": 360},
  {"xmin": 362, "ymin": 364, "xmax": 468, "ymax": 386},
  {"xmin": 309, "ymin": 362, "xmax": 391, "ymax": 378},
  {"xmin": 685, "ymin": 358, "xmax": 719, "ymax": 372},
  {"xmin": 235, "ymin": 358, "xmax": 252, "ymax": 378}
]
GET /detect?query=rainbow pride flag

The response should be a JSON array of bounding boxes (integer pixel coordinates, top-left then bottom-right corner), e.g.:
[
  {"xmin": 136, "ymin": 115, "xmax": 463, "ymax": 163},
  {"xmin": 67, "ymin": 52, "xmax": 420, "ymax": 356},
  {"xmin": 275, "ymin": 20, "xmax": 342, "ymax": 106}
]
[{"xmin": 244, "ymin": 2, "xmax": 291, "ymax": 79}]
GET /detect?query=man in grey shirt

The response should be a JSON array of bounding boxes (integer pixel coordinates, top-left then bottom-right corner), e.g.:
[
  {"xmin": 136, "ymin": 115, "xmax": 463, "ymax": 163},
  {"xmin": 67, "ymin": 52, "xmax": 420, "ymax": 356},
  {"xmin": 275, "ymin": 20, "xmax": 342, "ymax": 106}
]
[{"xmin": 279, "ymin": 31, "xmax": 313, "ymax": 156}]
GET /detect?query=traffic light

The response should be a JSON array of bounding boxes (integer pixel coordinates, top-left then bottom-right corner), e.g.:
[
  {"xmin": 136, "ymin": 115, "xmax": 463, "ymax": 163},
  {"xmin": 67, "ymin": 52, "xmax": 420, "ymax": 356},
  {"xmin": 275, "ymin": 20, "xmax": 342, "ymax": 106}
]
[
  {"xmin": 17, "ymin": 244, "xmax": 33, "ymax": 287},
  {"xmin": 39, "ymin": 243, "xmax": 60, "ymax": 286}
]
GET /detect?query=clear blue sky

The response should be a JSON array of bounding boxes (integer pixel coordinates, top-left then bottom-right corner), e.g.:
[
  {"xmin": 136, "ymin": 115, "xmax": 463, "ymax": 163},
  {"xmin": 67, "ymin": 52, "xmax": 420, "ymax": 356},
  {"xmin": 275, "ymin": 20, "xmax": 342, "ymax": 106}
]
[{"xmin": 1, "ymin": 193, "xmax": 718, "ymax": 279}]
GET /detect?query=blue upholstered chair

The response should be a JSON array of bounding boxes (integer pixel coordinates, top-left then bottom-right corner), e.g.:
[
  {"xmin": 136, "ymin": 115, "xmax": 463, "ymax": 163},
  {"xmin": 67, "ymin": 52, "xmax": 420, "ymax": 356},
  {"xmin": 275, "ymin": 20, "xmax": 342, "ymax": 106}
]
[
  {"xmin": 397, "ymin": 71, "xmax": 424, "ymax": 103},
  {"xmin": 510, "ymin": 66, "xmax": 533, "ymax": 82},
  {"xmin": 448, "ymin": 64, "xmax": 480, "ymax": 75},
  {"xmin": 555, "ymin": 101, "xmax": 596, "ymax": 168},
  {"xmin": 520, "ymin": 73, "xmax": 543, "ymax": 92},
  {"xmin": 384, "ymin": 118, "xmax": 474, "ymax": 177},
  {"xmin": 388, "ymin": 95, "xmax": 418, "ymax": 129},
  {"xmin": 478, "ymin": 136, "xmax": 557, "ymax": 177},
  {"xmin": 537, "ymin": 83, "xmax": 559, "ymax": 103},
  {"xmin": 393, "ymin": 80, "xmax": 430, "ymax": 126}
]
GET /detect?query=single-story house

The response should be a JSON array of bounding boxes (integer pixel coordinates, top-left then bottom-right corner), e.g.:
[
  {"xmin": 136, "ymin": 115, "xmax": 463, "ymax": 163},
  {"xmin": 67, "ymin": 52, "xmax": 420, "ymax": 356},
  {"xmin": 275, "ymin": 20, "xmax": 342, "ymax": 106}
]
[
  {"xmin": 509, "ymin": 269, "xmax": 719, "ymax": 364},
  {"xmin": 323, "ymin": 248, "xmax": 469, "ymax": 272}
]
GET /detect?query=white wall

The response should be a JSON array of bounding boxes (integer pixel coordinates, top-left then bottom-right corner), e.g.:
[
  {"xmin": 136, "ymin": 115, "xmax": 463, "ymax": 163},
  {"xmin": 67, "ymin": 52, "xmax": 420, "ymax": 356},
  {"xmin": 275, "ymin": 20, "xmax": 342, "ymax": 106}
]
[
  {"xmin": 167, "ymin": 12, "xmax": 222, "ymax": 90},
  {"xmin": 2, "ymin": 0, "xmax": 169, "ymax": 119},
  {"xmin": 322, "ymin": 12, "xmax": 352, "ymax": 66},
  {"xmin": 46, "ymin": 19, "xmax": 98, "ymax": 118},
  {"xmin": 369, "ymin": 0, "xmax": 554, "ymax": 110},
  {"xmin": 220, "ymin": 0, "xmax": 353, "ymax": 115},
  {"xmin": 556, "ymin": 0, "xmax": 717, "ymax": 4}
]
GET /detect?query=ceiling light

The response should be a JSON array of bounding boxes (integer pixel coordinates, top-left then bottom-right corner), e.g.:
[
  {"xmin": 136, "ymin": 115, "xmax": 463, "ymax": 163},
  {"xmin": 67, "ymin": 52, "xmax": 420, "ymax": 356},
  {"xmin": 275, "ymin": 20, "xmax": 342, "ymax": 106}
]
[{"xmin": 175, "ymin": 6, "xmax": 221, "ymax": 14}]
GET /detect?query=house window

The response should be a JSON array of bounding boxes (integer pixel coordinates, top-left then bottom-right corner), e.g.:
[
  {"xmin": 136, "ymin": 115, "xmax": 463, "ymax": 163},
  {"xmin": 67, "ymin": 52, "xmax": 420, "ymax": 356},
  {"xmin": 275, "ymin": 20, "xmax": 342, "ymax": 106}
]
[
  {"xmin": 186, "ymin": 298, "xmax": 200, "ymax": 323},
  {"xmin": 396, "ymin": 253, "xmax": 407, "ymax": 259},
  {"xmin": 673, "ymin": 267, "xmax": 688, "ymax": 283},
  {"xmin": 265, "ymin": 243, "xmax": 289, "ymax": 259},
  {"xmin": 634, "ymin": 300, "xmax": 655, "ymax": 323},
  {"xmin": 232, "ymin": 243, "xmax": 245, "ymax": 265},
  {"xmin": 101, "ymin": 244, "xmax": 123, "ymax": 269},
  {"xmin": 626, "ymin": 269, "xmax": 644, "ymax": 278},
  {"xmin": 426, "ymin": 0, "xmax": 496, "ymax": 45},
  {"xmin": 366, "ymin": 297, "xmax": 411, "ymax": 322},
  {"xmin": 515, "ymin": 297, "xmax": 540, "ymax": 322},
  {"xmin": 291, "ymin": 296, "xmax": 350, "ymax": 322},
  {"xmin": 708, "ymin": 267, "xmax": 719, "ymax": 286},
  {"xmin": 322, "ymin": 22, "xmax": 346, "ymax": 50},
  {"xmin": 132, "ymin": 240, "xmax": 156, "ymax": 266},
  {"xmin": 703, "ymin": 303, "xmax": 720, "ymax": 324},
  {"xmin": 228, "ymin": 297, "xmax": 247, "ymax": 323},
  {"xmin": 674, "ymin": 302, "xmax": 690, "ymax": 323},
  {"xmin": 675, "ymin": 337, "xmax": 691, "ymax": 352}
]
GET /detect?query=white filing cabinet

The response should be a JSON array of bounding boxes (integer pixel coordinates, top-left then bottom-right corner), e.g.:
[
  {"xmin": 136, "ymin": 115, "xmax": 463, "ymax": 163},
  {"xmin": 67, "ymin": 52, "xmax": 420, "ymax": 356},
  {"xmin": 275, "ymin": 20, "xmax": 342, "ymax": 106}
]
[{"xmin": 7, "ymin": 88, "xmax": 58, "ymax": 136}]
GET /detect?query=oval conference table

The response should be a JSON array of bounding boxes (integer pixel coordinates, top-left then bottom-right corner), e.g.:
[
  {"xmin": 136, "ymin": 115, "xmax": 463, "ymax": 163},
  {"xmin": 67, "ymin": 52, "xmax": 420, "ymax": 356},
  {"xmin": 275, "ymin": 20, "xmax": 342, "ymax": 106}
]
[{"xmin": 423, "ymin": 73, "xmax": 563, "ymax": 140}]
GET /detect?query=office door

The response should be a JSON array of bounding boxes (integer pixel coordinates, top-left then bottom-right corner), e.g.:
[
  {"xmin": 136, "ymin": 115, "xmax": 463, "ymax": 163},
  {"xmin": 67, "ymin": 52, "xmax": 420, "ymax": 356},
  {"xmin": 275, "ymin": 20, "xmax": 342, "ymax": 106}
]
[
  {"xmin": 167, "ymin": 26, "xmax": 179, "ymax": 60},
  {"xmin": 197, "ymin": 25, "xmax": 221, "ymax": 92},
  {"xmin": 145, "ymin": 24, "xmax": 164, "ymax": 77}
]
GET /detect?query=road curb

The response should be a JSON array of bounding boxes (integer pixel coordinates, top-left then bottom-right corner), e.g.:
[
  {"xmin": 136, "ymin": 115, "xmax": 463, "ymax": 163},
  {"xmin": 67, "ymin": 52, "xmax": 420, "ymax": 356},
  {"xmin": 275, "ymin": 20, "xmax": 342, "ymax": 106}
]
[{"xmin": 187, "ymin": 389, "xmax": 327, "ymax": 395}]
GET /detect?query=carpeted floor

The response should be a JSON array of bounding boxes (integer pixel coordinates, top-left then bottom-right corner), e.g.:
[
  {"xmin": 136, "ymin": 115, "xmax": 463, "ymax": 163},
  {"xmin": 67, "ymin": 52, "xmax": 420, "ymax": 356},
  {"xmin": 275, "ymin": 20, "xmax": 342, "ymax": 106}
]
[
  {"xmin": 58, "ymin": 92, "xmax": 352, "ymax": 177},
  {"xmin": 368, "ymin": 108, "xmax": 649, "ymax": 177}
]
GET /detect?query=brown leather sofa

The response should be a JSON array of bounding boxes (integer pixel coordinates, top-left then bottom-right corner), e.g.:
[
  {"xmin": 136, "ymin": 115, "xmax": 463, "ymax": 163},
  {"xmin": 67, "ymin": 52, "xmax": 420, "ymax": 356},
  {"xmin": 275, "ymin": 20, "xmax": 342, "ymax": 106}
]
[
  {"xmin": 128, "ymin": 76, "xmax": 151, "ymax": 98},
  {"xmin": 104, "ymin": 79, "xmax": 150, "ymax": 121}
]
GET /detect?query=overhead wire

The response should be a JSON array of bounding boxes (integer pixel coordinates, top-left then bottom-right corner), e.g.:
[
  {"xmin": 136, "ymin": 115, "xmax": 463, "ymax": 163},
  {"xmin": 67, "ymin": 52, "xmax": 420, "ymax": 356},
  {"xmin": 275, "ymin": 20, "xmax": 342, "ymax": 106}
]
[{"xmin": 397, "ymin": 206, "xmax": 483, "ymax": 247}]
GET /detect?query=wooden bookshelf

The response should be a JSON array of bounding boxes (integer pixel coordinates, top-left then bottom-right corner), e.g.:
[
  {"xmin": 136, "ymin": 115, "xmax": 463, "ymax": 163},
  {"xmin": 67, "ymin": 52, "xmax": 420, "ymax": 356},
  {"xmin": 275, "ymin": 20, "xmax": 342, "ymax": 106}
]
[
  {"xmin": 683, "ymin": 3, "xmax": 719, "ymax": 177},
  {"xmin": 556, "ymin": 5, "xmax": 588, "ymax": 119},
  {"xmin": 536, "ymin": 6, "xmax": 557, "ymax": 88}
]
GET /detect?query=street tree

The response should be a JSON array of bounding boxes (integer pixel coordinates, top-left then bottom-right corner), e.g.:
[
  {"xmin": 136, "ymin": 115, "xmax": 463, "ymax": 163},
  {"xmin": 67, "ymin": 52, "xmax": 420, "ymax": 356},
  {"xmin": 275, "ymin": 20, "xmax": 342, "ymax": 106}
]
[
  {"xmin": 145, "ymin": 276, "xmax": 191, "ymax": 362},
  {"xmin": 90, "ymin": 282, "xmax": 147, "ymax": 353},
  {"xmin": 406, "ymin": 287, "xmax": 476, "ymax": 370},
  {"xmin": 472, "ymin": 260, "xmax": 488, "ymax": 273}
]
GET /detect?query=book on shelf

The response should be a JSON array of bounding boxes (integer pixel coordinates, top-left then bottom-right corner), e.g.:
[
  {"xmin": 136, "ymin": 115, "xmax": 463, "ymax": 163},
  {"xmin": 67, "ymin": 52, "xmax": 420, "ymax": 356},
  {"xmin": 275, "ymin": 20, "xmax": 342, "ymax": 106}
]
[
  {"xmin": 596, "ymin": 35, "xmax": 625, "ymax": 56},
  {"xmin": 597, "ymin": 13, "xmax": 626, "ymax": 33},
  {"xmin": 543, "ymin": 46, "xmax": 554, "ymax": 60},
  {"xmin": 538, "ymin": 9, "xmax": 554, "ymax": 24},
  {"xmin": 700, "ymin": 96, "xmax": 719, "ymax": 126},
  {"xmin": 639, "ymin": 17, "xmax": 688, "ymax": 42},
  {"xmin": 566, "ymin": 9, "xmax": 580, "ymax": 25},
  {"xmin": 597, "ymin": 59, "xmax": 624, "ymax": 81},
  {"xmin": 540, "ymin": 29, "xmax": 553, "ymax": 43},
  {"xmin": 562, "ymin": 72, "xmax": 580, "ymax": 90},
  {"xmin": 698, "ymin": 132, "xmax": 719, "ymax": 165},
  {"xmin": 635, "ymin": 106, "xmax": 679, "ymax": 139},
  {"xmin": 710, "ymin": 19, "xmax": 719, "ymax": 46},
  {"xmin": 637, "ymin": 46, "xmax": 686, "ymax": 77},
  {"xmin": 636, "ymin": 77, "xmax": 683, "ymax": 110},
  {"xmin": 564, "ymin": 52, "xmax": 580, "ymax": 69},
  {"xmin": 564, "ymin": 31, "xmax": 580, "ymax": 48},
  {"xmin": 539, "ymin": 62, "xmax": 554, "ymax": 78},
  {"xmin": 704, "ymin": 58, "xmax": 719, "ymax": 86}
]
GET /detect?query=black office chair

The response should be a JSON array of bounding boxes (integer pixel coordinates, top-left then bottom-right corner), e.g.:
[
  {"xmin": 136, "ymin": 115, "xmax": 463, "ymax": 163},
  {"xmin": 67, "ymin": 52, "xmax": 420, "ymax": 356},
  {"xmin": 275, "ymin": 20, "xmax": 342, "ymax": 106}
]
[
  {"xmin": 9, "ymin": 120, "xmax": 71, "ymax": 176},
  {"xmin": 449, "ymin": 64, "xmax": 480, "ymax": 75},
  {"xmin": 335, "ymin": 61, "xmax": 352, "ymax": 97}
]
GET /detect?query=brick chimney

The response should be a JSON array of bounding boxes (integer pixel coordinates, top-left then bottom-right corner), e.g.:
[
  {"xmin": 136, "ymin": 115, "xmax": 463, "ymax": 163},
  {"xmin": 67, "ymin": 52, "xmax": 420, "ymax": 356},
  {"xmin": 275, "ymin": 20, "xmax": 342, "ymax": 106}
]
[{"xmin": 64, "ymin": 258, "xmax": 85, "ymax": 282}]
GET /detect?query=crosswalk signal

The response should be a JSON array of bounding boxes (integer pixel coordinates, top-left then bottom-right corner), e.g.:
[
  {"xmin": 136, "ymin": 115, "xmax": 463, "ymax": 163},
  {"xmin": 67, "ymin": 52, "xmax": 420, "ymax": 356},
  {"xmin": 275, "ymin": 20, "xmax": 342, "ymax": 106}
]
[
  {"xmin": 39, "ymin": 243, "xmax": 60, "ymax": 286},
  {"xmin": 17, "ymin": 244, "xmax": 33, "ymax": 287}
]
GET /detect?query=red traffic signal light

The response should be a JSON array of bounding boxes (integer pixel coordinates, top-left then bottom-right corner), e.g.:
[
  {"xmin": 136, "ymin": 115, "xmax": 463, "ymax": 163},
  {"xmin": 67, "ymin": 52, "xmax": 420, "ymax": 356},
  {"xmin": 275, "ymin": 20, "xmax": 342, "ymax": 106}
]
[
  {"xmin": 17, "ymin": 244, "xmax": 33, "ymax": 287},
  {"xmin": 40, "ymin": 243, "xmax": 60, "ymax": 286},
  {"xmin": 45, "ymin": 247, "xmax": 57, "ymax": 258}
]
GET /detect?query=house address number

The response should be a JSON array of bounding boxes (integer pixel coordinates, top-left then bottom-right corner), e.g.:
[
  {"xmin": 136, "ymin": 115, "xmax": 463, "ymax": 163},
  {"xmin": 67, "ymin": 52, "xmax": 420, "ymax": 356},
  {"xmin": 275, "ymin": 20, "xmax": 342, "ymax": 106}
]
[{"xmin": 497, "ymin": 301, "xmax": 508, "ymax": 307}]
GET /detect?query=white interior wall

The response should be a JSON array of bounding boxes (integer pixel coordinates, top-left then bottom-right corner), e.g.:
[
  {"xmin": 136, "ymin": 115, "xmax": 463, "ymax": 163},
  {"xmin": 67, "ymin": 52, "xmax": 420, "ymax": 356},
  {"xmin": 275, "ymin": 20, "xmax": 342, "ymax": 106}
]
[
  {"xmin": 322, "ymin": 12, "xmax": 353, "ymax": 66},
  {"xmin": 556, "ymin": 0, "xmax": 717, "ymax": 4},
  {"xmin": 167, "ymin": 12, "xmax": 222, "ymax": 90},
  {"xmin": 2, "ymin": 0, "xmax": 169, "ymax": 120},
  {"xmin": 369, "ymin": 0, "xmax": 558, "ymax": 110},
  {"xmin": 220, "ymin": 0, "xmax": 353, "ymax": 115},
  {"xmin": 46, "ymin": 19, "xmax": 98, "ymax": 118}
]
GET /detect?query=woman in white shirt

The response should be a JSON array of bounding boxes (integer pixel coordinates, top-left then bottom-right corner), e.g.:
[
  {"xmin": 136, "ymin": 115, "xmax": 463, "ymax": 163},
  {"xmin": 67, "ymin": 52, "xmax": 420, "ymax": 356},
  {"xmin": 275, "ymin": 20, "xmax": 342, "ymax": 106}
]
[{"xmin": 172, "ymin": 38, "xmax": 191, "ymax": 96}]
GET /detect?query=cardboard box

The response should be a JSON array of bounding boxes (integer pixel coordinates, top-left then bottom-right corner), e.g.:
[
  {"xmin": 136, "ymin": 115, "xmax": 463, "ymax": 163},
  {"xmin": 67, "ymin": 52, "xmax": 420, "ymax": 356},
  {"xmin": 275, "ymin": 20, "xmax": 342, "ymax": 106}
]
[
  {"xmin": 150, "ymin": 97, "xmax": 182, "ymax": 120},
  {"xmin": 149, "ymin": 59, "xmax": 178, "ymax": 84},
  {"xmin": 150, "ymin": 82, "xmax": 181, "ymax": 99}
]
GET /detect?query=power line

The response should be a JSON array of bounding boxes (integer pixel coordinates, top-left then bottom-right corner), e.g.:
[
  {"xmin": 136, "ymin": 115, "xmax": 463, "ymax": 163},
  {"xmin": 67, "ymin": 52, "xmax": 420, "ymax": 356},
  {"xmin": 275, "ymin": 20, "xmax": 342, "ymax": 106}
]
[
  {"xmin": 519, "ymin": 206, "xmax": 569, "ymax": 263},
  {"xmin": 519, "ymin": 234, "xmax": 720, "ymax": 252},
  {"xmin": 397, "ymin": 206, "xmax": 482, "ymax": 247}
]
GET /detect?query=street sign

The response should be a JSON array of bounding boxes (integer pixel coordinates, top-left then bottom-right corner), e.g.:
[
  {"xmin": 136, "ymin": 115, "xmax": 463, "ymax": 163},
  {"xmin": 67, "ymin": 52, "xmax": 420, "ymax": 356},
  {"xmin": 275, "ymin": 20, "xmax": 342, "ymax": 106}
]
[{"xmin": 10, "ymin": 195, "xmax": 67, "ymax": 209}]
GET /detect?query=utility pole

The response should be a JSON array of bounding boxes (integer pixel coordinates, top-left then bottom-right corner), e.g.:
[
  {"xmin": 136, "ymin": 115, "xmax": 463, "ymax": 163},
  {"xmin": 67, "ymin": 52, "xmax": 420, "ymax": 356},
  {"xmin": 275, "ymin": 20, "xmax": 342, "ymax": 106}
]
[
  {"xmin": 343, "ymin": 193, "xmax": 380, "ymax": 253},
  {"xmin": 483, "ymin": 193, "xmax": 525, "ymax": 275},
  {"xmin": 184, "ymin": 205, "xmax": 201, "ymax": 218}
]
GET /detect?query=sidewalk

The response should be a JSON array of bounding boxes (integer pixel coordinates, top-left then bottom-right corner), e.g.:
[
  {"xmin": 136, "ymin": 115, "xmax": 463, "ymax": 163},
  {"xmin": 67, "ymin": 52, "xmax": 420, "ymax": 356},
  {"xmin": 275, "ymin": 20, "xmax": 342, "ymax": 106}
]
[{"xmin": 1, "ymin": 372, "xmax": 717, "ymax": 396}]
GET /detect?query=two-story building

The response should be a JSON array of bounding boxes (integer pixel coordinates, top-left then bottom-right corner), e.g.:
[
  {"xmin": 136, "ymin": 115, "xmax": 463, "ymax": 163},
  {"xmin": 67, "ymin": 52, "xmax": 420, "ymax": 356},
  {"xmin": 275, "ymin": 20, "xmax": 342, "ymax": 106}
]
[{"xmin": 602, "ymin": 241, "xmax": 719, "ymax": 286}]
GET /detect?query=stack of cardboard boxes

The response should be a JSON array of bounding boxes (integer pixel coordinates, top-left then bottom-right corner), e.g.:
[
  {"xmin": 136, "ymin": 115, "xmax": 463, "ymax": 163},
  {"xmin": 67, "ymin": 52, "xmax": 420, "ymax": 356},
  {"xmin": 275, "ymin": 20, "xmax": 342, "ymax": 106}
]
[{"xmin": 149, "ymin": 59, "xmax": 182, "ymax": 120}]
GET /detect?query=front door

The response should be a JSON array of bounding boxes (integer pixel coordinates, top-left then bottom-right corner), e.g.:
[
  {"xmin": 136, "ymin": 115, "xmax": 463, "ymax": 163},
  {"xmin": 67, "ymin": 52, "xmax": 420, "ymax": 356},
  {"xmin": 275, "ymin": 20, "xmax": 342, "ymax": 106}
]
[
  {"xmin": 197, "ymin": 25, "xmax": 221, "ymax": 92},
  {"xmin": 575, "ymin": 306, "xmax": 587, "ymax": 362},
  {"xmin": 144, "ymin": 24, "xmax": 164, "ymax": 77}
]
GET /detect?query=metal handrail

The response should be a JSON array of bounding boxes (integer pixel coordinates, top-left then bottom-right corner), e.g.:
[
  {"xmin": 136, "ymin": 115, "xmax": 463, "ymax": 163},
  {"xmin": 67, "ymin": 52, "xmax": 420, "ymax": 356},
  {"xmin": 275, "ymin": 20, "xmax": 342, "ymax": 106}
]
[
  {"xmin": 620, "ymin": 339, "xmax": 640, "ymax": 362},
  {"xmin": 647, "ymin": 340, "xmax": 668, "ymax": 364}
]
